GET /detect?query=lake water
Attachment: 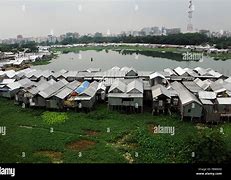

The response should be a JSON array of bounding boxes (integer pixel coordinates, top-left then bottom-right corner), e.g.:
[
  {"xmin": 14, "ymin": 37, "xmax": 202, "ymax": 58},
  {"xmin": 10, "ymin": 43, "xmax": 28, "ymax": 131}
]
[{"xmin": 34, "ymin": 50, "xmax": 231, "ymax": 76}]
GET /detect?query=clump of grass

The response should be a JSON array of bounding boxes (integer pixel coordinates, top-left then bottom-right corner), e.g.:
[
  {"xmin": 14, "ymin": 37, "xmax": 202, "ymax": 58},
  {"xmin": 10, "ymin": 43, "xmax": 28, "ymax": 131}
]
[
  {"xmin": 42, "ymin": 111, "xmax": 68, "ymax": 125},
  {"xmin": 86, "ymin": 111, "xmax": 109, "ymax": 120}
]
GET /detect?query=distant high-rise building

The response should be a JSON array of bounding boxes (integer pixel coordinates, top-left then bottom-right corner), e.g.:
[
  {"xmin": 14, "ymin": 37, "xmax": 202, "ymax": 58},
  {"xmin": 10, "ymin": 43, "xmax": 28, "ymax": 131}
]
[
  {"xmin": 17, "ymin": 35, "xmax": 23, "ymax": 39},
  {"xmin": 94, "ymin": 32, "xmax": 103, "ymax": 37},
  {"xmin": 187, "ymin": 0, "xmax": 195, "ymax": 32},
  {"xmin": 166, "ymin": 28, "xmax": 181, "ymax": 35},
  {"xmin": 199, "ymin": 30, "xmax": 211, "ymax": 37}
]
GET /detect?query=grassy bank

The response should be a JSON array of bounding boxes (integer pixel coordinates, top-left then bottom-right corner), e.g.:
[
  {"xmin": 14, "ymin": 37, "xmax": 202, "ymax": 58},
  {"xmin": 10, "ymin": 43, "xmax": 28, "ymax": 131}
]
[
  {"xmin": 209, "ymin": 53, "xmax": 231, "ymax": 61},
  {"xmin": 51, "ymin": 46, "xmax": 183, "ymax": 54},
  {"xmin": 51, "ymin": 45, "xmax": 231, "ymax": 60},
  {"xmin": 0, "ymin": 97, "xmax": 230, "ymax": 163},
  {"xmin": 31, "ymin": 54, "xmax": 58, "ymax": 66},
  {"xmin": 31, "ymin": 59, "xmax": 51, "ymax": 66}
]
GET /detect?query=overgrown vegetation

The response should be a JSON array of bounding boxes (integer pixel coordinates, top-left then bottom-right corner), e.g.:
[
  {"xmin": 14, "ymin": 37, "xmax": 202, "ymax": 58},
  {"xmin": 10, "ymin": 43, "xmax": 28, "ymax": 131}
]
[
  {"xmin": 42, "ymin": 112, "xmax": 68, "ymax": 125},
  {"xmin": 0, "ymin": 97, "xmax": 230, "ymax": 163},
  {"xmin": 54, "ymin": 33, "xmax": 231, "ymax": 48},
  {"xmin": 31, "ymin": 54, "xmax": 57, "ymax": 66},
  {"xmin": 185, "ymin": 130, "xmax": 231, "ymax": 163},
  {"xmin": 0, "ymin": 41, "xmax": 38, "ymax": 53}
]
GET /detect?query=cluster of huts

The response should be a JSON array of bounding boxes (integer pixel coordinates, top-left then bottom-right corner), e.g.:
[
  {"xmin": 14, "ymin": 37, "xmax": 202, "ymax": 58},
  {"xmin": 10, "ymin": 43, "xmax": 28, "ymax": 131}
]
[
  {"xmin": 0, "ymin": 49, "xmax": 51, "ymax": 70},
  {"xmin": 0, "ymin": 66, "xmax": 231, "ymax": 123}
]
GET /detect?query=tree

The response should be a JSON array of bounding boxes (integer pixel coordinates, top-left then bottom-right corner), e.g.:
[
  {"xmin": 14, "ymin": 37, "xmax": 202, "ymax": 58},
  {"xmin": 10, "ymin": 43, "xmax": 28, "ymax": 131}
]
[{"xmin": 185, "ymin": 130, "xmax": 231, "ymax": 163}]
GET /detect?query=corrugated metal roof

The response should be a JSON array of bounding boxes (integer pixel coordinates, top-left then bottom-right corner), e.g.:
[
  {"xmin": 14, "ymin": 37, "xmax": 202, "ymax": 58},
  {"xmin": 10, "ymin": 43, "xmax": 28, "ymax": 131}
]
[
  {"xmin": 208, "ymin": 69, "xmax": 223, "ymax": 78},
  {"xmin": 174, "ymin": 67, "xmax": 187, "ymax": 76},
  {"xmin": 138, "ymin": 71, "xmax": 152, "ymax": 77},
  {"xmin": 48, "ymin": 79, "xmax": 56, "ymax": 85},
  {"xmin": 54, "ymin": 87, "xmax": 72, "ymax": 99},
  {"xmin": 157, "ymin": 71, "xmax": 171, "ymax": 77},
  {"xmin": 60, "ymin": 69, "xmax": 67, "ymax": 74},
  {"xmin": 17, "ymin": 78, "xmax": 32, "ymax": 86},
  {"xmin": 90, "ymin": 81, "xmax": 99, "ymax": 89},
  {"xmin": 108, "ymin": 93, "xmax": 143, "ymax": 98},
  {"xmin": 109, "ymin": 80, "xmax": 126, "ymax": 93},
  {"xmin": 171, "ymin": 81, "xmax": 201, "ymax": 105},
  {"xmin": 151, "ymin": 84, "xmax": 171, "ymax": 99},
  {"xmin": 215, "ymin": 79, "xmax": 224, "ymax": 84},
  {"xmin": 16, "ymin": 72, "xmax": 26, "ymax": 78},
  {"xmin": 64, "ymin": 71, "xmax": 78, "ymax": 78},
  {"xmin": 194, "ymin": 67, "xmax": 211, "ymax": 76},
  {"xmin": 42, "ymin": 70, "xmax": 53, "ymax": 78},
  {"xmin": 210, "ymin": 82, "xmax": 226, "ymax": 93},
  {"xmin": 120, "ymin": 66, "xmax": 131, "ymax": 72},
  {"xmin": 93, "ymin": 71, "xmax": 104, "ymax": 78},
  {"xmin": 226, "ymin": 91, "xmax": 231, "ymax": 97},
  {"xmin": 87, "ymin": 68, "xmax": 101, "ymax": 73},
  {"xmin": 217, "ymin": 98, "xmax": 231, "ymax": 104},
  {"xmin": 225, "ymin": 77, "xmax": 231, "ymax": 83},
  {"xmin": 25, "ymin": 70, "xmax": 43, "ymax": 79},
  {"xmin": 184, "ymin": 68, "xmax": 199, "ymax": 77},
  {"xmin": 200, "ymin": 99, "xmax": 213, "ymax": 105},
  {"xmin": 194, "ymin": 78, "xmax": 210, "ymax": 90},
  {"xmin": 77, "ymin": 71, "xmax": 94, "ymax": 78},
  {"xmin": 102, "ymin": 69, "xmax": 126, "ymax": 78},
  {"xmin": 39, "ymin": 80, "xmax": 67, "ymax": 98},
  {"xmin": 5, "ymin": 82, "xmax": 21, "ymax": 90},
  {"xmin": 120, "ymin": 67, "xmax": 138, "ymax": 76},
  {"xmin": 223, "ymin": 82, "xmax": 231, "ymax": 91},
  {"xmin": 53, "ymin": 70, "xmax": 66, "ymax": 78},
  {"xmin": 23, "ymin": 81, "xmax": 36, "ymax": 89},
  {"xmin": 149, "ymin": 72, "xmax": 166, "ymax": 80},
  {"xmin": 28, "ymin": 87, "xmax": 40, "ymax": 95},
  {"xmin": 182, "ymin": 81, "xmax": 203, "ymax": 93},
  {"xmin": 97, "ymin": 82, "xmax": 106, "ymax": 91},
  {"xmin": 0, "ymin": 71, "xmax": 5, "ymax": 76},
  {"xmin": 34, "ymin": 70, "xmax": 44, "ymax": 78},
  {"xmin": 66, "ymin": 80, "xmax": 81, "ymax": 90},
  {"xmin": 102, "ymin": 78, "xmax": 118, "ymax": 86},
  {"xmin": 164, "ymin": 68, "xmax": 176, "ymax": 76},
  {"xmin": 198, "ymin": 91, "xmax": 216, "ymax": 100},
  {"xmin": 79, "ymin": 86, "xmax": 97, "ymax": 97},
  {"xmin": 111, "ymin": 66, "xmax": 120, "ymax": 70},
  {"xmin": 203, "ymin": 79, "xmax": 213, "ymax": 85},
  {"xmin": 25, "ymin": 70, "xmax": 37, "ymax": 78},
  {"xmin": 127, "ymin": 79, "xmax": 143, "ymax": 94},
  {"xmin": 168, "ymin": 89, "xmax": 179, "ymax": 97},
  {"xmin": 0, "ymin": 79, "xmax": 16, "ymax": 85},
  {"xmin": 59, "ymin": 79, "xmax": 68, "ymax": 85},
  {"xmin": 4, "ymin": 70, "xmax": 16, "ymax": 78},
  {"xmin": 37, "ymin": 81, "xmax": 52, "ymax": 90},
  {"xmin": 17, "ymin": 68, "xmax": 35, "ymax": 75}
]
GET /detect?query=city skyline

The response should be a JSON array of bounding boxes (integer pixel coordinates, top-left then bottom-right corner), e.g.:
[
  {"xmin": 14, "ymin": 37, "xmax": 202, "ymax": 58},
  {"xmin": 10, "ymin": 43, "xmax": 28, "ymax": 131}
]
[{"xmin": 0, "ymin": 0, "xmax": 231, "ymax": 39}]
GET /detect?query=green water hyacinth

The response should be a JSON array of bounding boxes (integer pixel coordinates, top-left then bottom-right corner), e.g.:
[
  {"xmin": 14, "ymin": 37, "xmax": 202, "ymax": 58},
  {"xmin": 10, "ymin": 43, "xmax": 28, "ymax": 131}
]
[{"xmin": 42, "ymin": 112, "xmax": 68, "ymax": 125}]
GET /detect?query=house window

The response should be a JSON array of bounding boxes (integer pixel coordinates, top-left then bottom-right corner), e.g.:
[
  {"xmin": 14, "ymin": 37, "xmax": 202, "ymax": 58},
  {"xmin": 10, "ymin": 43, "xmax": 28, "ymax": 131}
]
[
  {"xmin": 192, "ymin": 103, "xmax": 195, "ymax": 109},
  {"xmin": 188, "ymin": 109, "xmax": 191, "ymax": 113},
  {"xmin": 159, "ymin": 100, "xmax": 163, "ymax": 107},
  {"xmin": 173, "ymin": 98, "xmax": 178, "ymax": 105},
  {"xmin": 122, "ymin": 98, "xmax": 134, "ymax": 102}
]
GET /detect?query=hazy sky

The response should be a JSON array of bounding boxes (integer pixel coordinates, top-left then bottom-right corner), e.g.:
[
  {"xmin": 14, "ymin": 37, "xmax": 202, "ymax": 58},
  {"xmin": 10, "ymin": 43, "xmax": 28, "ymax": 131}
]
[{"xmin": 0, "ymin": 0, "xmax": 230, "ymax": 39}]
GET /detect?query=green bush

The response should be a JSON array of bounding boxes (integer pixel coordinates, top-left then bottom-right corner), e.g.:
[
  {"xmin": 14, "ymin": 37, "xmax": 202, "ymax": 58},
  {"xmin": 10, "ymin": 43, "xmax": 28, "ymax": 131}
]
[
  {"xmin": 42, "ymin": 112, "xmax": 68, "ymax": 125},
  {"xmin": 184, "ymin": 130, "xmax": 231, "ymax": 163}
]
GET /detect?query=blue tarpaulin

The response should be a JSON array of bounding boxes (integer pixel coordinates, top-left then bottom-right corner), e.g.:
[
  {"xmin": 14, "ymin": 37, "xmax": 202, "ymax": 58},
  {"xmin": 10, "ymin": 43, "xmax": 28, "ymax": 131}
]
[{"xmin": 75, "ymin": 81, "xmax": 90, "ymax": 94}]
